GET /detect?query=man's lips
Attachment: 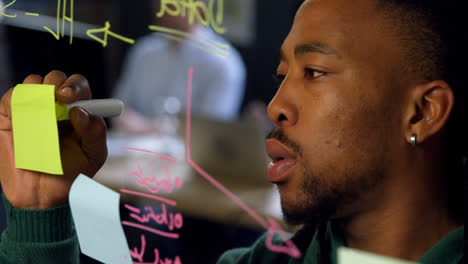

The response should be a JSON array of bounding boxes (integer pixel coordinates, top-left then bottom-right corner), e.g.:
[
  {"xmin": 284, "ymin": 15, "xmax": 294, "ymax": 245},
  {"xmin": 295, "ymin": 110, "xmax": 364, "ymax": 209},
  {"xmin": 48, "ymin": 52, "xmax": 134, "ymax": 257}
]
[{"xmin": 265, "ymin": 139, "xmax": 297, "ymax": 182}]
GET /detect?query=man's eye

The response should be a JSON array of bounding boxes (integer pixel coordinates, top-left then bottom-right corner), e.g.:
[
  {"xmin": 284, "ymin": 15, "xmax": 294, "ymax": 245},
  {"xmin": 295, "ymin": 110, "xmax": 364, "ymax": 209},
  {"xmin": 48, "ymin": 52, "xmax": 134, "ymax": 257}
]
[{"xmin": 304, "ymin": 68, "xmax": 325, "ymax": 79}]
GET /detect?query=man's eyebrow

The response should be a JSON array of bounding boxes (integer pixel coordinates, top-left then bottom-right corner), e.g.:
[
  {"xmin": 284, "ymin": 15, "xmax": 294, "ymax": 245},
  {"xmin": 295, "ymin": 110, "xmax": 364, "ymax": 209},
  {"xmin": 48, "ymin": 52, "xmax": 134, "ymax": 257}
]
[
  {"xmin": 279, "ymin": 41, "xmax": 340, "ymax": 62},
  {"xmin": 295, "ymin": 41, "xmax": 339, "ymax": 58}
]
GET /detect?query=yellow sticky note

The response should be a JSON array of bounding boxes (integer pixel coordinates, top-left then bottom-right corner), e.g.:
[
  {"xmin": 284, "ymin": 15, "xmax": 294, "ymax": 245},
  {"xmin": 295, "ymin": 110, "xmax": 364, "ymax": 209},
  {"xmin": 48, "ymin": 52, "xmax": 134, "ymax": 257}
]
[
  {"xmin": 11, "ymin": 84, "xmax": 63, "ymax": 175},
  {"xmin": 55, "ymin": 101, "xmax": 68, "ymax": 121}
]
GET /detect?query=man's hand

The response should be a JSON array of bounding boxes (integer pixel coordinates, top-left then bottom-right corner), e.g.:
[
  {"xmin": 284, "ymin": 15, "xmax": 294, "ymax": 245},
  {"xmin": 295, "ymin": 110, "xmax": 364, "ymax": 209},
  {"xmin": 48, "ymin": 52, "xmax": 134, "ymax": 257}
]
[{"xmin": 0, "ymin": 71, "xmax": 108, "ymax": 209}]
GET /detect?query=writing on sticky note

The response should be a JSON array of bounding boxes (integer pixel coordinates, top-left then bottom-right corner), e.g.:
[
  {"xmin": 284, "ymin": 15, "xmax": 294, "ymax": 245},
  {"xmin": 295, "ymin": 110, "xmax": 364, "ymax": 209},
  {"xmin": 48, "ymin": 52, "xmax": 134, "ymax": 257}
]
[
  {"xmin": 69, "ymin": 174, "xmax": 132, "ymax": 264},
  {"xmin": 11, "ymin": 84, "xmax": 63, "ymax": 175},
  {"xmin": 337, "ymin": 247, "xmax": 418, "ymax": 264}
]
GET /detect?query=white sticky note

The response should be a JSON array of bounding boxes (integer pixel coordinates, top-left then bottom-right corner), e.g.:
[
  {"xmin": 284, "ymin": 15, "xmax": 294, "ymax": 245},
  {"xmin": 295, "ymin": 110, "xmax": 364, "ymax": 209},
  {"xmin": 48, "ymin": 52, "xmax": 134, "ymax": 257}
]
[
  {"xmin": 338, "ymin": 247, "xmax": 418, "ymax": 264},
  {"xmin": 69, "ymin": 174, "xmax": 132, "ymax": 264}
]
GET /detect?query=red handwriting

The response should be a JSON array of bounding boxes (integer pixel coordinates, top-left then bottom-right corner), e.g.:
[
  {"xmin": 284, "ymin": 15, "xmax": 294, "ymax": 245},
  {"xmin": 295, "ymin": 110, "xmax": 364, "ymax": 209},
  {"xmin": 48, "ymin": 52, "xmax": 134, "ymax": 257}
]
[
  {"xmin": 131, "ymin": 234, "xmax": 183, "ymax": 264},
  {"xmin": 125, "ymin": 204, "xmax": 184, "ymax": 231},
  {"xmin": 128, "ymin": 162, "xmax": 182, "ymax": 194}
]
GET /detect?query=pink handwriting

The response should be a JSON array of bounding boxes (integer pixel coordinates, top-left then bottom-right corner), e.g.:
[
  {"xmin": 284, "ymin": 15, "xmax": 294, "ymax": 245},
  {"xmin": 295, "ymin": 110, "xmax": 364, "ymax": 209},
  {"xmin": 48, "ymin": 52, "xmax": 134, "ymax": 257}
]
[
  {"xmin": 130, "ymin": 234, "xmax": 146, "ymax": 262},
  {"xmin": 265, "ymin": 218, "xmax": 301, "ymax": 258},
  {"xmin": 128, "ymin": 162, "xmax": 182, "ymax": 194},
  {"xmin": 121, "ymin": 189, "xmax": 177, "ymax": 207},
  {"xmin": 125, "ymin": 204, "xmax": 184, "ymax": 231},
  {"xmin": 122, "ymin": 221, "xmax": 180, "ymax": 239},
  {"xmin": 131, "ymin": 234, "xmax": 183, "ymax": 264}
]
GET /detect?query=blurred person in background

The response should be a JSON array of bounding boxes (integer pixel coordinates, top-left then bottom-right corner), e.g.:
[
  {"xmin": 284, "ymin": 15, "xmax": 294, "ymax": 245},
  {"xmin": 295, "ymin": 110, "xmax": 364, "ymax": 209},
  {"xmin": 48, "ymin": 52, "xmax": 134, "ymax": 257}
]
[{"xmin": 112, "ymin": 0, "xmax": 246, "ymax": 134}]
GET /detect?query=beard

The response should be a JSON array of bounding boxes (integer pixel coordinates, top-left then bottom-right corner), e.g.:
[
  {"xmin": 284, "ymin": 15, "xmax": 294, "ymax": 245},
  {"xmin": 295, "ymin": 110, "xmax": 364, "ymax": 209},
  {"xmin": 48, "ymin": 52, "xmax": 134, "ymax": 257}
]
[
  {"xmin": 268, "ymin": 129, "xmax": 385, "ymax": 226},
  {"xmin": 280, "ymin": 163, "xmax": 337, "ymax": 226}
]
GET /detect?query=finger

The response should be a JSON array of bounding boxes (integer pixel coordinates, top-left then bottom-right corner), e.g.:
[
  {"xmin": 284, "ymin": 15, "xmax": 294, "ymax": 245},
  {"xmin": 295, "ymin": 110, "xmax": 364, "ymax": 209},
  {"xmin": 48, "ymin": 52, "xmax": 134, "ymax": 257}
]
[
  {"xmin": 55, "ymin": 74, "xmax": 92, "ymax": 104},
  {"xmin": 69, "ymin": 107, "xmax": 108, "ymax": 176},
  {"xmin": 0, "ymin": 88, "xmax": 13, "ymax": 128},
  {"xmin": 43, "ymin": 70, "xmax": 68, "ymax": 92},
  {"xmin": 43, "ymin": 70, "xmax": 70, "ymax": 104},
  {"xmin": 23, "ymin": 74, "xmax": 43, "ymax": 84},
  {"xmin": 43, "ymin": 70, "xmax": 68, "ymax": 99}
]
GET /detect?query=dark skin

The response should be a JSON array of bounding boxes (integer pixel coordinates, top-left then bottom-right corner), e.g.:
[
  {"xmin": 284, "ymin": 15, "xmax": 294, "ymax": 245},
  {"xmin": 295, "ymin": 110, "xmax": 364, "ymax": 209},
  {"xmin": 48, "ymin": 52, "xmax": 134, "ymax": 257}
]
[
  {"xmin": 268, "ymin": 0, "xmax": 462, "ymax": 261},
  {"xmin": 0, "ymin": 70, "xmax": 107, "ymax": 209},
  {"xmin": 0, "ymin": 0, "xmax": 462, "ymax": 261}
]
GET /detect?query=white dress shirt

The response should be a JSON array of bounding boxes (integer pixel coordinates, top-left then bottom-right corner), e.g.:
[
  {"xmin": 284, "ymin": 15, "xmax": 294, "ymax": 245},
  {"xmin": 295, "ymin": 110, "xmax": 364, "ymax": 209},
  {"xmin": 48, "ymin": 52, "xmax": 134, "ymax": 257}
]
[{"xmin": 114, "ymin": 26, "xmax": 246, "ymax": 121}]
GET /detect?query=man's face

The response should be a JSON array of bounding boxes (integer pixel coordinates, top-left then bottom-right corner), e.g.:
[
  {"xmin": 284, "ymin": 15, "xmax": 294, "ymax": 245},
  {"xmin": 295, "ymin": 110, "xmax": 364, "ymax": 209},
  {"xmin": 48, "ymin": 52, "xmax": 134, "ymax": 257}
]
[{"xmin": 266, "ymin": 0, "xmax": 409, "ymax": 224}]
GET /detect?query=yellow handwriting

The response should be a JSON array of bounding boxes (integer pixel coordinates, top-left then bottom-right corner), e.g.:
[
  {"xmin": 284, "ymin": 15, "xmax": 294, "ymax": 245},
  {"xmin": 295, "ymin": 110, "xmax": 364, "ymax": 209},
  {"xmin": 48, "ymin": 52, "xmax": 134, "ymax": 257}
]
[
  {"xmin": 1, "ymin": 0, "xmax": 17, "ymax": 18},
  {"xmin": 43, "ymin": 0, "xmax": 74, "ymax": 44},
  {"xmin": 25, "ymin": 12, "xmax": 39, "ymax": 16},
  {"xmin": 148, "ymin": 24, "xmax": 228, "ymax": 50},
  {"xmin": 157, "ymin": 0, "xmax": 226, "ymax": 34},
  {"xmin": 86, "ymin": 21, "xmax": 135, "ymax": 47},
  {"xmin": 160, "ymin": 33, "xmax": 227, "ymax": 58}
]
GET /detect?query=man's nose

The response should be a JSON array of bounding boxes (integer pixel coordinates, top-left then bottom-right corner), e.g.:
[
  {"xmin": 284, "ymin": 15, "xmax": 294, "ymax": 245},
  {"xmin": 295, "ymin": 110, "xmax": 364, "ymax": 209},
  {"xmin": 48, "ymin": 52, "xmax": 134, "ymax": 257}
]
[{"xmin": 267, "ymin": 80, "xmax": 299, "ymax": 128}]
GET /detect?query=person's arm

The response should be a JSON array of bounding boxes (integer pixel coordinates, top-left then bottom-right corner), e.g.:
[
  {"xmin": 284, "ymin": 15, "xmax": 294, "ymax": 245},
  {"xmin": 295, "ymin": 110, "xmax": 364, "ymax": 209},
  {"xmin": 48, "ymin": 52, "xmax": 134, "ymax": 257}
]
[
  {"xmin": 111, "ymin": 40, "xmax": 159, "ymax": 134},
  {"xmin": 0, "ymin": 194, "xmax": 79, "ymax": 264},
  {"xmin": 0, "ymin": 71, "xmax": 108, "ymax": 263},
  {"xmin": 112, "ymin": 106, "xmax": 160, "ymax": 134},
  {"xmin": 197, "ymin": 50, "xmax": 246, "ymax": 121}
]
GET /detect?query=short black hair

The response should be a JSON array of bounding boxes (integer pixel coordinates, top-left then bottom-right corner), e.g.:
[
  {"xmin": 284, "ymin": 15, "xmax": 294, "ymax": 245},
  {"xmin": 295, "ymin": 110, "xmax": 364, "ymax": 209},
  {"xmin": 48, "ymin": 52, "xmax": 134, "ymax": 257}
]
[{"xmin": 376, "ymin": 0, "xmax": 466, "ymax": 218}]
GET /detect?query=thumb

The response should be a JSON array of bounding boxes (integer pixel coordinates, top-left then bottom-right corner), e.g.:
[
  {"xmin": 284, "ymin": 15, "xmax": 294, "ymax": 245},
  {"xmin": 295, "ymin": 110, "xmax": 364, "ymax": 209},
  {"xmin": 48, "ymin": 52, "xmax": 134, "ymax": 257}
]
[{"xmin": 69, "ymin": 107, "xmax": 108, "ymax": 176}]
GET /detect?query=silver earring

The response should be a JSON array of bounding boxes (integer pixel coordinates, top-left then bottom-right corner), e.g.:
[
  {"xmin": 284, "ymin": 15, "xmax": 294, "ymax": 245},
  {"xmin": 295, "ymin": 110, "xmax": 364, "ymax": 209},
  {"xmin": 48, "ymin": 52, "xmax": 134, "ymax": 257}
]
[{"xmin": 410, "ymin": 134, "xmax": 417, "ymax": 147}]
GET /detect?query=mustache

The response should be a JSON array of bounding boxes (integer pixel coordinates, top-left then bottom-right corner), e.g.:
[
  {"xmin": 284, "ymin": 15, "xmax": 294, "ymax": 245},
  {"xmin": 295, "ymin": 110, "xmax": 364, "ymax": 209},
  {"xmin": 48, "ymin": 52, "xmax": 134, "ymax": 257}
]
[{"xmin": 266, "ymin": 128, "xmax": 303, "ymax": 157}]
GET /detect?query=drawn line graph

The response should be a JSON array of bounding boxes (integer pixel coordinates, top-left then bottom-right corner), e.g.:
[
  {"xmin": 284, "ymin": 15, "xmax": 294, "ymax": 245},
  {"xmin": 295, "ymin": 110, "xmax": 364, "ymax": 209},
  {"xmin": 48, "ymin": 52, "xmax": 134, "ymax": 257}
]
[
  {"xmin": 121, "ymin": 147, "xmax": 177, "ymax": 163},
  {"xmin": 184, "ymin": 66, "xmax": 301, "ymax": 258}
]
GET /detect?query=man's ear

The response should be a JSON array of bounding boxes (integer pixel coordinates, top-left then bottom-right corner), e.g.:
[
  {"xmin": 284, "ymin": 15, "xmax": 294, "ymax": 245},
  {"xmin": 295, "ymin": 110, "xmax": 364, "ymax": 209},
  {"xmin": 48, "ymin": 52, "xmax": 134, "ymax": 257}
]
[{"xmin": 404, "ymin": 80, "xmax": 454, "ymax": 146}]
